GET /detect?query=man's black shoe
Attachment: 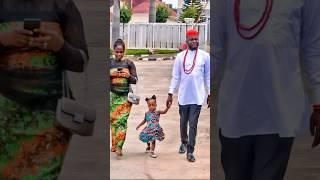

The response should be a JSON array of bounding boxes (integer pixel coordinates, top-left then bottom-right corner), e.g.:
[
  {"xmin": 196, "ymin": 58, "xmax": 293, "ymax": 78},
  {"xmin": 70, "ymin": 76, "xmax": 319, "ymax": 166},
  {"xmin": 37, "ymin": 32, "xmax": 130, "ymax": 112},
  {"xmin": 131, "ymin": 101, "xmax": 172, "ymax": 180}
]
[
  {"xmin": 187, "ymin": 153, "xmax": 195, "ymax": 162},
  {"xmin": 179, "ymin": 144, "xmax": 187, "ymax": 154}
]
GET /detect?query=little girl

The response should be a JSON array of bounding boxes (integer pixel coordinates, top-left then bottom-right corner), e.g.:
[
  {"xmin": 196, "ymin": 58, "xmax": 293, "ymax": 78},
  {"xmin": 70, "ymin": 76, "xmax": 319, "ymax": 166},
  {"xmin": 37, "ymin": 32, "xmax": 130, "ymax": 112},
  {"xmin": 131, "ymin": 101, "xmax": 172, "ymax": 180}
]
[{"xmin": 136, "ymin": 95, "xmax": 170, "ymax": 158}]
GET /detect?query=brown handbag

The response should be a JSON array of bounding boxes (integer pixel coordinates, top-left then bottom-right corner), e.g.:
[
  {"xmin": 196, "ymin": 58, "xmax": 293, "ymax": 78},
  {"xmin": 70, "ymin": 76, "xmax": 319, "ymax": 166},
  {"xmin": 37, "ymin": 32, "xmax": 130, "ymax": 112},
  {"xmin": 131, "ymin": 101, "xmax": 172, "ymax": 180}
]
[{"xmin": 56, "ymin": 61, "xmax": 96, "ymax": 136}]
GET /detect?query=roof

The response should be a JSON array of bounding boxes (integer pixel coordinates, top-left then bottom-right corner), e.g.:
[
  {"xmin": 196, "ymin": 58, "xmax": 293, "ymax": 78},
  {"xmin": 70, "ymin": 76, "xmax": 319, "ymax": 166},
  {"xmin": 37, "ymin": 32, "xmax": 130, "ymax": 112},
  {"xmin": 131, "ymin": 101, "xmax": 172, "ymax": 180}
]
[{"xmin": 110, "ymin": 0, "xmax": 177, "ymax": 22}]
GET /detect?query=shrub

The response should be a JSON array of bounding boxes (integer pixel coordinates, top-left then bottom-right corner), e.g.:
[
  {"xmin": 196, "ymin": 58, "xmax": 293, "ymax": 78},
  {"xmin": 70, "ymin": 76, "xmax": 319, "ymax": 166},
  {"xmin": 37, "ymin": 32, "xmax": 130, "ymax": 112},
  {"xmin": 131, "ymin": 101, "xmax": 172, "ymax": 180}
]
[{"xmin": 156, "ymin": 5, "xmax": 170, "ymax": 23}]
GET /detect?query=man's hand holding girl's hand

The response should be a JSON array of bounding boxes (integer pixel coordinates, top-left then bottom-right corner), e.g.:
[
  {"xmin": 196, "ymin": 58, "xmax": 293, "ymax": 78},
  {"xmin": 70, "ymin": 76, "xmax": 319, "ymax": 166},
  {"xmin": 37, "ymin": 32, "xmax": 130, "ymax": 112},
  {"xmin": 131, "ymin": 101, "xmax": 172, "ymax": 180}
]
[{"xmin": 166, "ymin": 94, "xmax": 173, "ymax": 108}]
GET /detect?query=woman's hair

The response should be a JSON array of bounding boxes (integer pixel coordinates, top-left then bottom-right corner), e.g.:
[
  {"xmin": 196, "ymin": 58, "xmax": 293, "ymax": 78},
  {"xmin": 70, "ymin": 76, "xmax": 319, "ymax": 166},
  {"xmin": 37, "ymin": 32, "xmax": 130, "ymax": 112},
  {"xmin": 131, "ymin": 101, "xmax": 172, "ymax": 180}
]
[
  {"xmin": 145, "ymin": 95, "xmax": 157, "ymax": 102},
  {"xmin": 113, "ymin": 38, "xmax": 125, "ymax": 50}
]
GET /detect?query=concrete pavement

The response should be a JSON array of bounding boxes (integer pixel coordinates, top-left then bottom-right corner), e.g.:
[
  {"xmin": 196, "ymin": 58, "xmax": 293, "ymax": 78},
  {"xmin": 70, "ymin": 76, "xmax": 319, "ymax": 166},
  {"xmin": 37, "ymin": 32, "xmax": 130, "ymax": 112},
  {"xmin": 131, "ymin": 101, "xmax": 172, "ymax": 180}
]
[
  {"xmin": 56, "ymin": 0, "xmax": 320, "ymax": 179},
  {"xmin": 110, "ymin": 60, "xmax": 211, "ymax": 180},
  {"xmin": 58, "ymin": 0, "xmax": 107, "ymax": 179}
]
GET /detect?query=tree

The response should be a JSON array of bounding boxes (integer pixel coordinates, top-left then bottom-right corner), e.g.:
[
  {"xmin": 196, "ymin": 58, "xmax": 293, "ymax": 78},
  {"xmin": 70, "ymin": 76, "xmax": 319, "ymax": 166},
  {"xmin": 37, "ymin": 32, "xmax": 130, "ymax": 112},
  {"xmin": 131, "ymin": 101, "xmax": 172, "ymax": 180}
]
[
  {"xmin": 112, "ymin": 0, "xmax": 120, "ymax": 44},
  {"xmin": 149, "ymin": 0, "xmax": 156, "ymax": 23},
  {"xmin": 120, "ymin": 4, "xmax": 132, "ymax": 23},
  {"xmin": 179, "ymin": 6, "xmax": 198, "ymax": 23},
  {"xmin": 156, "ymin": 4, "xmax": 169, "ymax": 23},
  {"xmin": 179, "ymin": 0, "xmax": 204, "ymax": 23}
]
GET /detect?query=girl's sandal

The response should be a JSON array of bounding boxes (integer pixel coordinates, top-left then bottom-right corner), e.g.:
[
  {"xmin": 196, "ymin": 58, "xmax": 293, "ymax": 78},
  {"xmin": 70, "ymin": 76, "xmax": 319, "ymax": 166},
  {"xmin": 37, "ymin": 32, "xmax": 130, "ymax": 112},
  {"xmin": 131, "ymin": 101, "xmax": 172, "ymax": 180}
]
[
  {"xmin": 149, "ymin": 151, "xmax": 157, "ymax": 158},
  {"xmin": 145, "ymin": 146, "xmax": 151, "ymax": 153}
]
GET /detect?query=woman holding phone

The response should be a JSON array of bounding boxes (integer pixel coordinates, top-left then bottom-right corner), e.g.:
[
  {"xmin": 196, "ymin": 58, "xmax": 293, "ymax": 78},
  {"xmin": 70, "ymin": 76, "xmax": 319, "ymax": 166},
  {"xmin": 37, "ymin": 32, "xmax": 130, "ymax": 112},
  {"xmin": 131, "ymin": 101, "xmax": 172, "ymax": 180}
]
[
  {"xmin": 110, "ymin": 39, "xmax": 137, "ymax": 156},
  {"xmin": 0, "ymin": 0, "xmax": 88, "ymax": 179}
]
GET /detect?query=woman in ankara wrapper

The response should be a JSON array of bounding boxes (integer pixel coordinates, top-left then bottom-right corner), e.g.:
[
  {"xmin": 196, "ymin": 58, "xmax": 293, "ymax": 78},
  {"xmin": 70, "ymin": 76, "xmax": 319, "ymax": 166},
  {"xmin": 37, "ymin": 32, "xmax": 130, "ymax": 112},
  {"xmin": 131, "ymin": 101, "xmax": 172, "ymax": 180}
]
[{"xmin": 110, "ymin": 39, "xmax": 138, "ymax": 157}]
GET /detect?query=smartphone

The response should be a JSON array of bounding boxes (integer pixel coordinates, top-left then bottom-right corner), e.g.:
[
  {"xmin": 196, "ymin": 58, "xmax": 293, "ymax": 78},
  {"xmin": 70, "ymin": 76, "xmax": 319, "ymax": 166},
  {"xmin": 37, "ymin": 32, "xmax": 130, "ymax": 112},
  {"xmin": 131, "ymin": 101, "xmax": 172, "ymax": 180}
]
[{"xmin": 24, "ymin": 18, "xmax": 40, "ymax": 37}]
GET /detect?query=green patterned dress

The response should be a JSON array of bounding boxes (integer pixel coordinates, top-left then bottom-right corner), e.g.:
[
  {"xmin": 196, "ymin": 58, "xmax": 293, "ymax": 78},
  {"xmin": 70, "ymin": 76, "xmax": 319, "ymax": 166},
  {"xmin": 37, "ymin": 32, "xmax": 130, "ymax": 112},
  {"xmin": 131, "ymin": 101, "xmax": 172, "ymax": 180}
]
[{"xmin": 0, "ymin": 0, "xmax": 88, "ymax": 179}]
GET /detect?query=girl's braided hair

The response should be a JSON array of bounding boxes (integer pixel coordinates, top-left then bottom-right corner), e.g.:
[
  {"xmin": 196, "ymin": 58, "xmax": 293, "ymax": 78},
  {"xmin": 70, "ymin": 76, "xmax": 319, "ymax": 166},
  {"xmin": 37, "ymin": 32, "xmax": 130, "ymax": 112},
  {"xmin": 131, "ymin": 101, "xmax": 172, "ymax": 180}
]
[{"xmin": 145, "ymin": 95, "xmax": 157, "ymax": 102}]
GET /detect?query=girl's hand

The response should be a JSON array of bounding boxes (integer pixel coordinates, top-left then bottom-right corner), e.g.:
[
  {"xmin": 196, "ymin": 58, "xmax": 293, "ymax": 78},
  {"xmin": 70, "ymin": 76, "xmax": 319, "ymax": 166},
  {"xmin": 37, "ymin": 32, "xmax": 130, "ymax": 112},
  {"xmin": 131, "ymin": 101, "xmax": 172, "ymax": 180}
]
[
  {"xmin": 0, "ymin": 28, "xmax": 33, "ymax": 48},
  {"xmin": 159, "ymin": 106, "xmax": 170, "ymax": 114},
  {"xmin": 167, "ymin": 103, "xmax": 171, "ymax": 108},
  {"xmin": 30, "ymin": 28, "xmax": 64, "ymax": 52}
]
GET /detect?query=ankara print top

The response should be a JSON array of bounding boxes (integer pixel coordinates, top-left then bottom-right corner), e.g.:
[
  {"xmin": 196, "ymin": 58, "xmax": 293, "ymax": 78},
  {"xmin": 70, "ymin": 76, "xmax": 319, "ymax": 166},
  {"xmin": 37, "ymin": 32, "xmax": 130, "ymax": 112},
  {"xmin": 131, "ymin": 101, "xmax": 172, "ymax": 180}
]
[
  {"xmin": 0, "ymin": 0, "xmax": 88, "ymax": 110},
  {"xmin": 110, "ymin": 58, "xmax": 137, "ymax": 95}
]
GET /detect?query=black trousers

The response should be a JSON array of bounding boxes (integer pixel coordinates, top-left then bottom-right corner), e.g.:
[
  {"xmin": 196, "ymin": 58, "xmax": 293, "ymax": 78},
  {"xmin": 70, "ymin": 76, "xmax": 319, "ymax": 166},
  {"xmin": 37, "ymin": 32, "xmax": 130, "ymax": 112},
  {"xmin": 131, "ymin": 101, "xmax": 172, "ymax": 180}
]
[
  {"xmin": 179, "ymin": 104, "xmax": 202, "ymax": 153},
  {"xmin": 219, "ymin": 130, "xmax": 294, "ymax": 180}
]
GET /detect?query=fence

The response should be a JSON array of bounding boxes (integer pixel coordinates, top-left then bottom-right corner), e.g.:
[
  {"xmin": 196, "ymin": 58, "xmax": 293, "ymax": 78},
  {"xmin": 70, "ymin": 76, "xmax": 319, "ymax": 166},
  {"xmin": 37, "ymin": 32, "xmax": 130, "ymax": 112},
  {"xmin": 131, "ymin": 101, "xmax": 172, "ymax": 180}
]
[{"xmin": 110, "ymin": 22, "xmax": 210, "ymax": 50}]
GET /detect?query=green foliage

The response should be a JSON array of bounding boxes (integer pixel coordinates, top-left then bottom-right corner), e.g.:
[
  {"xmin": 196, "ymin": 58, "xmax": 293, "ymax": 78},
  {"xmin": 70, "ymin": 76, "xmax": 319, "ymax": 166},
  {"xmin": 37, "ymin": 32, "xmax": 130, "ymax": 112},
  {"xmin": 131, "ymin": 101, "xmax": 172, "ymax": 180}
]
[
  {"xmin": 125, "ymin": 49, "xmax": 150, "ymax": 55},
  {"xmin": 153, "ymin": 49, "xmax": 179, "ymax": 54},
  {"xmin": 179, "ymin": 6, "xmax": 198, "ymax": 22},
  {"xmin": 120, "ymin": 4, "xmax": 132, "ymax": 23},
  {"xmin": 156, "ymin": 5, "xmax": 170, "ymax": 23},
  {"xmin": 110, "ymin": 49, "xmax": 179, "ymax": 57},
  {"xmin": 179, "ymin": 0, "xmax": 204, "ymax": 23}
]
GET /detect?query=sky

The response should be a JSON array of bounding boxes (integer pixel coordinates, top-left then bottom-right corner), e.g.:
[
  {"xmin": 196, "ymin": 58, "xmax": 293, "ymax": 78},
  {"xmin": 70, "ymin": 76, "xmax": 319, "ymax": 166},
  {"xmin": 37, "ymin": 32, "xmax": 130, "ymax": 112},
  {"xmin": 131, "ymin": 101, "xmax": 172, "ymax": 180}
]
[{"xmin": 162, "ymin": 0, "xmax": 178, "ymax": 9}]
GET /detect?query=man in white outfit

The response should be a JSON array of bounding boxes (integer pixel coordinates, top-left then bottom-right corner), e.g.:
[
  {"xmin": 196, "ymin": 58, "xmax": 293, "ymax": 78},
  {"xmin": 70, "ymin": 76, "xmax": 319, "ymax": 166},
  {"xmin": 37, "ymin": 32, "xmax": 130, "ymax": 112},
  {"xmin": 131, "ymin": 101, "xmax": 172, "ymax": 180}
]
[
  {"xmin": 213, "ymin": 0, "xmax": 320, "ymax": 179},
  {"xmin": 166, "ymin": 29, "xmax": 211, "ymax": 162}
]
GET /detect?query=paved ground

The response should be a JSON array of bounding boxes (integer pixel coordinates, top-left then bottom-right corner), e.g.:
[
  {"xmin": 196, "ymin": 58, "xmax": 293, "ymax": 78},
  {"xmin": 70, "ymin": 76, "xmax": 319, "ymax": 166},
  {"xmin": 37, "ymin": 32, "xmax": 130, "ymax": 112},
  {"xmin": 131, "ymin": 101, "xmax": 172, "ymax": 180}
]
[
  {"xmin": 110, "ymin": 60, "xmax": 211, "ymax": 180},
  {"xmin": 57, "ymin": 0, "xmax": 320, "ymax": 179},
  {"xmin": 59, "ymin": 0, "xmax": 107, "ymax": 179}
]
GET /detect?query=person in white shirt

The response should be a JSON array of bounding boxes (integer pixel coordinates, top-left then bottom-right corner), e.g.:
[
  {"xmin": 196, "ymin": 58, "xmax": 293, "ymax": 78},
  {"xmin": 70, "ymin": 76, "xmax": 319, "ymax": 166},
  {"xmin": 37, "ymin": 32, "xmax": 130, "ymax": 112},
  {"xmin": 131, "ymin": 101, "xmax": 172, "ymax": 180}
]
[
  {"xmin": 166, "ymin": 29, "xmax": 211, "ymax": 162},
  {"xmin": 214, "ymin": 0, "xmax": 320, "ymax": 179}
]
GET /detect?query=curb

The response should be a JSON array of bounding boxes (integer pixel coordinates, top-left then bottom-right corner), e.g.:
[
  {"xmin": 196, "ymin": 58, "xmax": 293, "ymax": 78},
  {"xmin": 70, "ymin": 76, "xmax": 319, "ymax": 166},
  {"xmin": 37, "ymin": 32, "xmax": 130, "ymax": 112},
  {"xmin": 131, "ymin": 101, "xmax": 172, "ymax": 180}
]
[
  {"xmin": 138, "ymin": 56, "xmax": 176, "ymax": 61},
  {"xmin": 125, "ymin": 54, "xmax": 176, "ymax": 61}
]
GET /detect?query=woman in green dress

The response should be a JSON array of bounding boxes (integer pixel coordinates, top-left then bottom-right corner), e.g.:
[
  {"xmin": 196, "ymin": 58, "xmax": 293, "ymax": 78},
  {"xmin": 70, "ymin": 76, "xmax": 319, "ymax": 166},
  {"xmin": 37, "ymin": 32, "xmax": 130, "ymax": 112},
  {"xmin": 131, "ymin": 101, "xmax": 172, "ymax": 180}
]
[
  {"xmin": 0, "ymin": 0, "xmax": 88, "ymax": 179},
  {"xmin": 110, "ymin": 39, "xmax": 137, "ymax": 156}
]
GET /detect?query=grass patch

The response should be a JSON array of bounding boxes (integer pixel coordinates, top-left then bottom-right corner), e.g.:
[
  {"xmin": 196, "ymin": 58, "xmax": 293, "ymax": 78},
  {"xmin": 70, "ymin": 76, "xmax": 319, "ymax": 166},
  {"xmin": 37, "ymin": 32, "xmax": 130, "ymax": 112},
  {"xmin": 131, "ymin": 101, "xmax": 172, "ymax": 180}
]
[
  {"xmin": 110, "ymin": 49, "xmax": 179, "ymax": 56},
  {"xmin": 125, "ymin": 49, "xmax": 150, "ymax": 55},
  {"xmin": 153, "ymin": 49, "xmax": 179, "ymax": 54}
]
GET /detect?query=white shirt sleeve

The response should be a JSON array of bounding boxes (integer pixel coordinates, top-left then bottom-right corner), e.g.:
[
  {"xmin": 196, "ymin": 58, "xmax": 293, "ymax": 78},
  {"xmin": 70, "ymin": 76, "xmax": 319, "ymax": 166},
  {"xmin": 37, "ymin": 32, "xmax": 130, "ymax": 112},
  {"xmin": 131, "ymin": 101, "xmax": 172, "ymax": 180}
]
[
  {"xmin": 204, "ymin": 53, "xmax": 210, "ymax": 95},
  {"xmin": 301, "ymin": 0, "xmax": 320, "ymax": 104},
  {"xmin": 169, "ymin": 54, "xmax": 181, "ymax": 94}
]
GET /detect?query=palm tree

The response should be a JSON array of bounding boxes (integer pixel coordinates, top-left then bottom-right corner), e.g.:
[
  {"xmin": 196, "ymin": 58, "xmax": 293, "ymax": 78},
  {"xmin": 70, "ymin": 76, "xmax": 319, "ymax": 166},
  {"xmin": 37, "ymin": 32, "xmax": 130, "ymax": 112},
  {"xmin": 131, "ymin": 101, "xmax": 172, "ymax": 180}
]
[
  {"xmin": 112, "ymin": 0, "xmax": 120, "ymax": 44},
  {"xmin": 149, "ymin": 0, "xmax": 156, "ymax": 23}
]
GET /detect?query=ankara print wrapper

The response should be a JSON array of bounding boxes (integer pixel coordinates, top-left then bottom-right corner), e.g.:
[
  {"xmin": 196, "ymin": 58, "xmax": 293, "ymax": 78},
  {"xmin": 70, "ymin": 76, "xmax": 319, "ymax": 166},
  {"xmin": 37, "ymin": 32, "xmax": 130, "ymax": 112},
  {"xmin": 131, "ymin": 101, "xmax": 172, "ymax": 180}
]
[
  {"xmin": 0, "ymin": 22, "xmax": 71, "ymax": 179},
  {"xmin": 110, "ymin": 92, "xmax": 132, "ymax": 149},
  {"xmin": 0, "ymin": 96, "xmax": 71, "ymax": 180}
]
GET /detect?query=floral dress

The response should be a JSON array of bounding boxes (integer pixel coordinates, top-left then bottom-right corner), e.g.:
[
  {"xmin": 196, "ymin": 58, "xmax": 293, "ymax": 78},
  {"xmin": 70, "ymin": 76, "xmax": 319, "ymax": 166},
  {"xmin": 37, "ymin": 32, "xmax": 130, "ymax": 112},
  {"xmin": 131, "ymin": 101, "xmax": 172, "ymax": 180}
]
[{"xmin": 139, "ymin": 111, "xmax": 165, "ymax": 143}]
